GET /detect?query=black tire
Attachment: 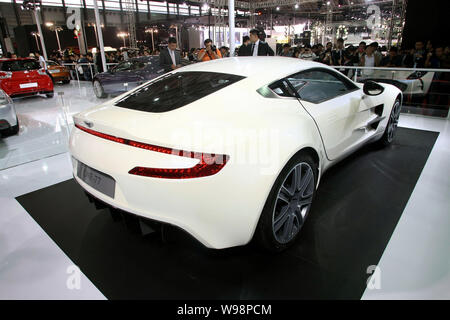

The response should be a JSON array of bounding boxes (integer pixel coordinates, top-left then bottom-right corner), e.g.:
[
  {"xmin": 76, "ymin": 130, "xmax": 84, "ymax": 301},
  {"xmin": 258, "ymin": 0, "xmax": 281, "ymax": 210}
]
[
  {"xmin": 377, "ymin": 97, "xmax": 401, "ymax": 147},
  {"xmin": 46, "ymin": 92, "xmax": 54, "ymax": 98},
  {"xmin": 93, "ymin": 80, "xmax": 107, "ymax": 98},
  {"xmin": 1, "ymin": 120, "xmax": 19, "ymax": 137},
  {"xmin": 9, "ymin": 122, "xmax": 19, "ymax": 135},
  {"xmin": 254, "ymin": 152, "xmax": 318, "ymax": 252},
  {"xmin": 62, "ymin": 79, "xmax": 70, "ymax": 84}
]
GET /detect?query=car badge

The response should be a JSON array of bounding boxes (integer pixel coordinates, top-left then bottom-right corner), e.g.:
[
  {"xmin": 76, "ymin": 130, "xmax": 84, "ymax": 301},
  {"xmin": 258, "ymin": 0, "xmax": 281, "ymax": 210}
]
[{"xmin": 84, "ymin": 121, "xmax": 94, "ymax": 128}]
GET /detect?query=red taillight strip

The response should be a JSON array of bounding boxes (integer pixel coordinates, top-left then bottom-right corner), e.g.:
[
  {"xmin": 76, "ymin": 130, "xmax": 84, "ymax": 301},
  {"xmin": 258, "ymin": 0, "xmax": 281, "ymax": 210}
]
[
  {"xmin": 75, "ymin": 123, "xmax": 229, "ymax": 179},
  {"xmin": 75, "ymin": 124, "xmax": 126, "ymax": 144}
]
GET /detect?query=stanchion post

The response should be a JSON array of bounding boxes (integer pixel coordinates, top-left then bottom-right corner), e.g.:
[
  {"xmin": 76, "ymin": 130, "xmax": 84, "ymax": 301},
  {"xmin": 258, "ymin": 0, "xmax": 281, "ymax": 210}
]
[
  {"xmin": 58, "ymin": 91, "xmax": 71, "ymax": 144},
  {"xmin": 93, "ymin": 0, "xmax": 107, "ymax": 73},
  {"xmin": 34, "ymin": 8, "xmax": 48, "ymax": 60},
  {"xmin": 228, "ymin": 0, "xmax": 235, "ymax": 57}
]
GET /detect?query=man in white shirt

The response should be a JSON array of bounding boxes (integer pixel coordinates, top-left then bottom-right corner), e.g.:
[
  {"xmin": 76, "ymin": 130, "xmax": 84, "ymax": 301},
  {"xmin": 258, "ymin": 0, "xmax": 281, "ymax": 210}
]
[
  {"xmin": 35, "ymin": 52, "xmax": 47, "ymax": 70},
  {"xmin": 252, "ymin": 38, "xmax": 259, "ymax": 57}
]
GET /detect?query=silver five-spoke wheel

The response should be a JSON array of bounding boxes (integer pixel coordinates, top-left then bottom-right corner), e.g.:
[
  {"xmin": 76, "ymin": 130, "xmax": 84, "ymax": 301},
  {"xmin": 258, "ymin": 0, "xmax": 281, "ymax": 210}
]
[
  {"xmin": 272, "ymin": 162, "xmax": 315, "ymax": 244},
  {"xmin": 93, "ymin": 80, "xmax": 105, "ymax": 98},
  {"xmin": 387, "ymin": 100, "xmax": 401, "ymax": 143}
]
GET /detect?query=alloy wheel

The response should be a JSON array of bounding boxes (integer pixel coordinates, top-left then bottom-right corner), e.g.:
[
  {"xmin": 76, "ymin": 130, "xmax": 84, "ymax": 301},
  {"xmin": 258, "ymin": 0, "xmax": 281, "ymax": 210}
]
[
  {"xmin": 93, "ymin": 81, "xmax": 103, "ymax": 98},
  {"xmin": 387, "ymin": 100, "xmax": 401, "ymax": 143},
  {"xmin": 272, "ymin": 162, "xmax": 315, "ymax": 244}
]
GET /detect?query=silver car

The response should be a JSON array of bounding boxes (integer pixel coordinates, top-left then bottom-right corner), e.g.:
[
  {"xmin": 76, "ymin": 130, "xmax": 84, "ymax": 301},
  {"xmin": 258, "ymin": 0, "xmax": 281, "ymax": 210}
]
[{"xmin": 0, "ymin": 89, "xmax": 19, "ymax": 137}]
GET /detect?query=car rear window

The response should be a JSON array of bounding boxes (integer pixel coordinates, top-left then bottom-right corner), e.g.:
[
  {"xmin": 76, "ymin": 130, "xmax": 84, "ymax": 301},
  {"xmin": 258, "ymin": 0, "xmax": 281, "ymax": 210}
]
[
  {"xmin": 115, "ymin": 71, "xmax": 245, "ymax": 113},
  {"xmin": 1, "ymin": 60, "xmax": 41, "ymax": 71}
]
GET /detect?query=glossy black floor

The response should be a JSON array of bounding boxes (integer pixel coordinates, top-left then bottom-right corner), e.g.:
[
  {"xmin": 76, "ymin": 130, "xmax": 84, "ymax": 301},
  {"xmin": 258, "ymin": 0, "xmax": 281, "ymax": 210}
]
[{"xmin": 17, "ymin": 127, "xmax": 438, "ymax": 299}]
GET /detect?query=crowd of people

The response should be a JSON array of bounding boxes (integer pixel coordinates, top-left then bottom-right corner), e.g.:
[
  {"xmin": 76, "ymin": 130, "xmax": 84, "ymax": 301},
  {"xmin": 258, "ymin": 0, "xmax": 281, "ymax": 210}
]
[
  {"xmin": 2, "ymin": 29, "xmax": 449, "ymax": 84},
  {"xmin": 2, "ymin": 27, "xmax": 448, "ymax": 73},
  {"xmin": 275, "ymin": 39, "xmax": 450, "ymax": 71},
  {"xmin": 159, "ymin": 30, "xmax": 450, "ymax": 77}
]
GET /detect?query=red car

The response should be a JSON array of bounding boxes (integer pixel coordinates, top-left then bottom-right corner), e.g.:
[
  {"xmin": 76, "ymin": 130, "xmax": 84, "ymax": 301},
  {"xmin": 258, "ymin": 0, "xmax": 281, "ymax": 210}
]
[{"xmin": 0, "ymin": 58, "xmax": 54, "ymax": 98}]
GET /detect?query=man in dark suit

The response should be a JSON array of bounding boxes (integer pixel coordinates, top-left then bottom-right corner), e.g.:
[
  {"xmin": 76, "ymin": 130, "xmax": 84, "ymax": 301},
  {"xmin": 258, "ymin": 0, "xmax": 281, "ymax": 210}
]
[
  {"xmin": 159, "ymin": 37, "xmax": 182, "ymax": 72},
  {"xmin": 237, "ymin": 35, "xmax": 251, "ymax": 56},
  {"xmin": 249, "ymin": 29, "xmax": 274, "ymax": 56}
]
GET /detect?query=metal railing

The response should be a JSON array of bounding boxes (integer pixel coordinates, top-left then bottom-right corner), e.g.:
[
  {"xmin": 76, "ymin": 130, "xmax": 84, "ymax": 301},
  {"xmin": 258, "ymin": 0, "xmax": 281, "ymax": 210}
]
[
  {"xmin": 330, "ymin": 65, "xmax": 450, "ymax": 81},
  {"xmin": 55, "ymin": 61, "xmax": 450, "ymax": 119},
  {"xmin": 61, "ymin": 62, "xmax": 118, "ymax": 83}
]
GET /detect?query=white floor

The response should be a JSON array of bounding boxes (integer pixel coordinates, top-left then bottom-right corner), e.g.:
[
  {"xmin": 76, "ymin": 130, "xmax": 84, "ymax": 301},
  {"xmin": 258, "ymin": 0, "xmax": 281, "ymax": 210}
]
[
  {"xmin": 0, "ymin": 82, "xmax": 449, "ymax": 299},
  {"xmin": 0, "ymin": 81, "xmax": 101, "ymax": 170},
  {"xmin": 0, "ymin": 82, "xmax": 105, "ymax": 299},
  {"xmin": 362, "ymin": 115, "xmax": 450, "ymax": 300}
]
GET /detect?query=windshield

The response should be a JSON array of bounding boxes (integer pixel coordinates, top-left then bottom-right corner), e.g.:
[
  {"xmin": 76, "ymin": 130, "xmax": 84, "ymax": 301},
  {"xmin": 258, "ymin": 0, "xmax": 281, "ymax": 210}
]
[
  {"xmin": 115, "ymin": 71, "xmax": 245, "ymax": 113},
  {"xmin": 1, "ymin": 60, "xmax": 41, "ymax": 72}
]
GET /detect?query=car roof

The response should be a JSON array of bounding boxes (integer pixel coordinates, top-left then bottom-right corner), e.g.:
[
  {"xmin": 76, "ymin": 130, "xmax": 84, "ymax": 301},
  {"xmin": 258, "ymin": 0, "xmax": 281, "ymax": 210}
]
[{"xmin": 176, "ymin": 57, "xmax": 333, "ymax": 87}]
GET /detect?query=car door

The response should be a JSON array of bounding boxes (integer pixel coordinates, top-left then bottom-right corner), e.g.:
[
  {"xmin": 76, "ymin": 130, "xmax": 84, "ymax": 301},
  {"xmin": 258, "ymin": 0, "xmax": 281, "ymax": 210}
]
[
  {"xmin": 138, "ymin": 57, "xmax": 165, "ymax": 82},
  {"xmin": 103, "ymin": 60, "xmax": 136, "ymax": 93},
  {"xmin": 286, "ymin": 68, "xmax": 371, "ymax": 160},
  {"xmin": 129, "ymin": 59, "xmax": 151, "ymax": 89}
]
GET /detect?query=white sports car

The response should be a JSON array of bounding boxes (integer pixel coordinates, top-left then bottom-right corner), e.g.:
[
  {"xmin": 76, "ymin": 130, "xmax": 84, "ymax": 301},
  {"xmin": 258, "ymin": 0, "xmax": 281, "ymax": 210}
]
[
  {"xmin": 69, "ymin": 57, "xmax": 402, "ymax": 251},
  {"xmin": 363, "ymin": 69, "xmax": 434, "ymax": 97}
]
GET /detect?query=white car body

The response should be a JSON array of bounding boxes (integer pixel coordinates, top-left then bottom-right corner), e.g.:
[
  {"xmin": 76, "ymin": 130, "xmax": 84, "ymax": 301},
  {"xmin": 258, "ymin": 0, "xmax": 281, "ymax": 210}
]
[
  {"xmin": 364, "ymin": 69, "xmax": 434, "ymax": 97},
  {"xmin": 69, "ymin": 57, "xmax": 402, "ymax": 249}
]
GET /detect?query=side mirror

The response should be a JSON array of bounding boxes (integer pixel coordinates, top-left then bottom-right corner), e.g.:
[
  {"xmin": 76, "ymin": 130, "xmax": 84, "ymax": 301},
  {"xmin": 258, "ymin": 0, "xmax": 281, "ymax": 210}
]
[{"xmin": 363, "ymin": 80, "xmax": 384, "ymax": 96}]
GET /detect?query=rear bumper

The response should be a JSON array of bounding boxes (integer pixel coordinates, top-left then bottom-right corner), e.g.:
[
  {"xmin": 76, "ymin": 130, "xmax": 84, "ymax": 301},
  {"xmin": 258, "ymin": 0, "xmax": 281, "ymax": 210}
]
[
  {"xmin": 0, "ymin": 76, "xmax": 53, "ymax": 97},
  {"xmin": 9, "ymin": 90, "xmax": 53, "ymax": 98},
  {"xmin": 50, "ymin": 72, "xmax": 70, "ymax": 81},
  {"xmin": 69, "ymin": 126, "xmax": 273, "ymax": 249}
]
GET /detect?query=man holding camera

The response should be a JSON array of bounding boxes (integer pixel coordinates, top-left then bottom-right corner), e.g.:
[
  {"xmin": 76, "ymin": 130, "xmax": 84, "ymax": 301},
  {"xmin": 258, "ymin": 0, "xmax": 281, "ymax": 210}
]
[{"xmin": 197, "ymin": 39, "xmax": 222, "ymax": 62}]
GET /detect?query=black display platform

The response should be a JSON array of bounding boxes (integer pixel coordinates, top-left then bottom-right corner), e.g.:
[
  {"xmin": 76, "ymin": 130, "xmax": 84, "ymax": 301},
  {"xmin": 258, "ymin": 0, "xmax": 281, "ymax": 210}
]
[{"xmin": 17, "ymin": 127, "xmax": 439, "ymax": 299}]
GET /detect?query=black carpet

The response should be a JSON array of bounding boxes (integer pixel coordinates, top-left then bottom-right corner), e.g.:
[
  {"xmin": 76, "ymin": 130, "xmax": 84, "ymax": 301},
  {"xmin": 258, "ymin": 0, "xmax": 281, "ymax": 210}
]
[{"xmin": 16, "ymin": 127, "xmax": 439, "ymax": 299}]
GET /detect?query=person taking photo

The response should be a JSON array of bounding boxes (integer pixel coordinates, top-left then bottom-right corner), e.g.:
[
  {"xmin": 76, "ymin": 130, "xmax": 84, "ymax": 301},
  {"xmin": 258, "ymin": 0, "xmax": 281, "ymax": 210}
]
[{"xmin": 197, "ymin": 39, "xmax": 222, "ymax": 62}]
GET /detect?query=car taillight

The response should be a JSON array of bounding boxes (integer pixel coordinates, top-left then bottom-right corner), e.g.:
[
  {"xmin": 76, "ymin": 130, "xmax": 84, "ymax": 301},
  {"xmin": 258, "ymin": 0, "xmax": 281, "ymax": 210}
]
[
  {"xmin": 75, "ymin": 124, "xmax": 229, "ymax": 179},
  {"xmin": 0, "ymin": 71, "xmax": 12, "ymax": 79},
  {"xmin": 37, "ymin": 69, "xmax": 47, "ymax": 75}
]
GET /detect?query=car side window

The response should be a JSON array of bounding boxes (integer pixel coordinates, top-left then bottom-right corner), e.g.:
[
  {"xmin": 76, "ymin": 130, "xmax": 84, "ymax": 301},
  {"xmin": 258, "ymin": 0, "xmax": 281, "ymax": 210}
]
[
  {"xmin": 286, "ymin": 69, "xmax": 357, "ymax": 103},
  {"xmin": 268, "ymin": 80, "xmax": 296, "ymax": 98}
]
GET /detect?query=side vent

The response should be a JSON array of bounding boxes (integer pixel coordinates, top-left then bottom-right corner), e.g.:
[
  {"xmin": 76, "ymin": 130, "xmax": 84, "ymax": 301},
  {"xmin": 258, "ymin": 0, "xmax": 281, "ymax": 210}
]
[{"xmin": 374, "ymin": 104, "xmax": 384, "ymax": 117}]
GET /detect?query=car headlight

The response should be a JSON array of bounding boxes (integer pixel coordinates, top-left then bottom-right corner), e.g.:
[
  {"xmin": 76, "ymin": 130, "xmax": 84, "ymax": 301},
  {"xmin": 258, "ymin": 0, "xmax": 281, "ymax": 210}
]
[
  {"xmin": 407, "ymin": 71, "xmax": 428, "ymax": 80},
  {"xmin": 0, "ymin": 90, "xmax": 12, "ymax": 105}
]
